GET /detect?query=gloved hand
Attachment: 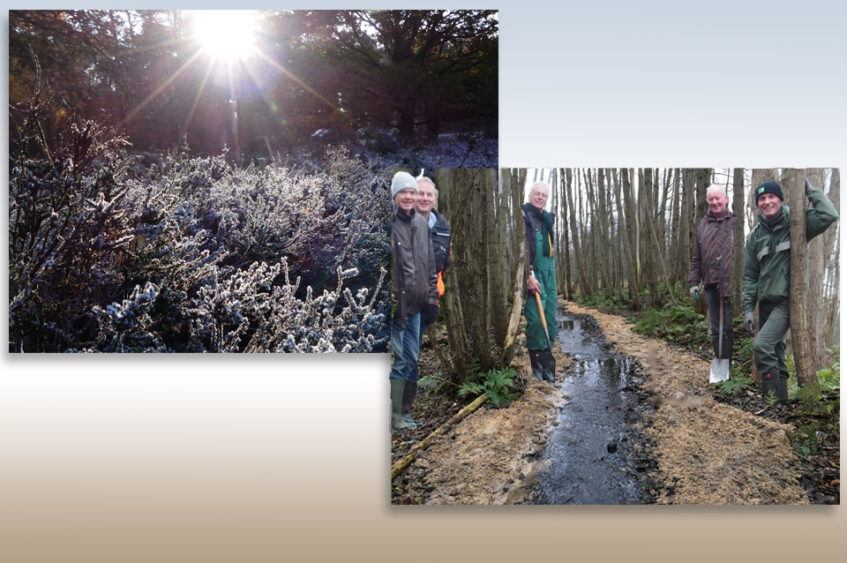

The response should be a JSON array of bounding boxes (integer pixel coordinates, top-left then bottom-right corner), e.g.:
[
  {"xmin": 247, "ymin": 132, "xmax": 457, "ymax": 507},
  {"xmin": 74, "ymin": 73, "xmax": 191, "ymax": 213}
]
[
  {"xmin": 689, "ymin": 285, "xmax": 701, "ymax": 301},
  {"xmin": 421, "ymin": 303, "xmax": 439, "ymax": 326},
  {"xmin": 744, "ymin": 311, "xmax": 756, "ymax": 336},
  {"xmin": 804, "ymin": 178, "xmax": 815, "ymax": 196}
]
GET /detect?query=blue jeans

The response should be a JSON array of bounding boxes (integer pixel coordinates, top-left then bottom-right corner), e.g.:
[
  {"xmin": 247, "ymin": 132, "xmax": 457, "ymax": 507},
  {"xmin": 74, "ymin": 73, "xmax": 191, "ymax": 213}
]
[{"xmin": 389, "ymin": 313, "xmax": 421, "ymax": 382}]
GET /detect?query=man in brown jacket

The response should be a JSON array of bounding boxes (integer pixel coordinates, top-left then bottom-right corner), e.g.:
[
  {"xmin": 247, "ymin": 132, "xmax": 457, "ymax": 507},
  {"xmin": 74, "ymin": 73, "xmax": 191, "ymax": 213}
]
[{"xmin": 688, "ymin": 185, "xmax": 735, "ymax": 370}]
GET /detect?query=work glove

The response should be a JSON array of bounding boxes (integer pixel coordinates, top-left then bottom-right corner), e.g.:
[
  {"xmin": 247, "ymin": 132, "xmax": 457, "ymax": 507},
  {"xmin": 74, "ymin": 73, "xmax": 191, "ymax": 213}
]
[
  {"xmin": 421, "ymin": 303, "xmax": 439, "ymax": 327},
  {"xmin": 689, "ymin": 285, "xmax": 701, "ymax": 301},
  {"xmin": 804, "ymin": 178, "xmax": 815, "ymax": 196},
  {"xmin": 744, "ymin": 311, "xmax": 756, "ymax": 336}
]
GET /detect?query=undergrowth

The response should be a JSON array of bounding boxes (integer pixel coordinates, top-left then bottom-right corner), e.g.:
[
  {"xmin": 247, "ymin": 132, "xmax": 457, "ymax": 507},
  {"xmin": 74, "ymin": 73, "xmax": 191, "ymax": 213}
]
[{"xmin": 458, "ymin": 359, "xmax": 519, "ymax": 408}]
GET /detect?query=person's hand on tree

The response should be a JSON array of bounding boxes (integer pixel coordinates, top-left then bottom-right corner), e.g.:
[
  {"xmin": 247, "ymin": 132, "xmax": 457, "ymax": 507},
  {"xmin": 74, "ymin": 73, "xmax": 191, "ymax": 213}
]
[{"xmin": 804, "ymin": 178, "xmax": 815, "ymax": 196}]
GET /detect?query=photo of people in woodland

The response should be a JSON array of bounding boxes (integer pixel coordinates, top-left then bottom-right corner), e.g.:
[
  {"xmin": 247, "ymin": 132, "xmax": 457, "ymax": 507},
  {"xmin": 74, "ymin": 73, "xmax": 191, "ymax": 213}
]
[
  {"xmin": 390, "ymin": 168, "xmax": 840, "ymax": 506},
  {"xmin": 8, "ymin": 10, "xmax": 498, "ymax": 352}
]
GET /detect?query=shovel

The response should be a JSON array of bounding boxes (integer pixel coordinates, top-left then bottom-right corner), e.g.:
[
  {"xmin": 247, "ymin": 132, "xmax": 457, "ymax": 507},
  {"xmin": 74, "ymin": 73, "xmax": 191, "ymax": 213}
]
[
  {"xmin": 534, "ymin": 291, "xmax": 556, "ymax": 382},
  {"xmin": 709, "ymin": 293, "xmax": 730, "ymax": 383}
]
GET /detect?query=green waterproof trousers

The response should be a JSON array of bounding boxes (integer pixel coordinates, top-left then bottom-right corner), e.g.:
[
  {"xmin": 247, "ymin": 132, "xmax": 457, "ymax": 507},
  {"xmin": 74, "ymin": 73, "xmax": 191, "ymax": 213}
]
[
  {"xmin": 754, "ymin": 300, "xmax": 789, "ymax": 398},
  {"xmin": 525, "ymin": 229, "xmax": 558, "ymax": 350}
]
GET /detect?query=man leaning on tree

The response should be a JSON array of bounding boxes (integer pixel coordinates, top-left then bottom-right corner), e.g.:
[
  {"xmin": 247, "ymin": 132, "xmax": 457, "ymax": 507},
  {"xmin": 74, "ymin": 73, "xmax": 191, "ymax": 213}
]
[{"xmin": 741, "ymin": 179, "xmax": 838, "ymax": 400}]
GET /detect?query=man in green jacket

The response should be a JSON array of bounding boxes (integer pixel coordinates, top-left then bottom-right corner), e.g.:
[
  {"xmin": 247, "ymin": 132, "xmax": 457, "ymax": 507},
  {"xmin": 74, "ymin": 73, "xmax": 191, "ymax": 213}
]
[{"xmin": 742, "ymin": 179, "xmax": 838, "ymax": 400}]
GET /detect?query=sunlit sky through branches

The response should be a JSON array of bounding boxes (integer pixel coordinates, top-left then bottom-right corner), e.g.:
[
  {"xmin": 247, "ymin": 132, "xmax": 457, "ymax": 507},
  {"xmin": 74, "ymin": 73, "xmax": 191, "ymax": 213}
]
[{"xmin": 189, "ymin": 10, "xmax": 258, "ymax": 61}]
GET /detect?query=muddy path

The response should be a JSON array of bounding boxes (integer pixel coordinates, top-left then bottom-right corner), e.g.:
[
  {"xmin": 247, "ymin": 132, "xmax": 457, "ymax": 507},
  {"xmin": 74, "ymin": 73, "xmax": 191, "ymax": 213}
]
[
  {"xmin": 533, "ymin": 310, "xmax": 654, "ymax": 504},
  {"xmin": 392, "ymin": 301, "xmax": 809, "ymax": 505},
  {"xmin": 566, "ymin": 302, "xmax": 808, "ymax": 504}
]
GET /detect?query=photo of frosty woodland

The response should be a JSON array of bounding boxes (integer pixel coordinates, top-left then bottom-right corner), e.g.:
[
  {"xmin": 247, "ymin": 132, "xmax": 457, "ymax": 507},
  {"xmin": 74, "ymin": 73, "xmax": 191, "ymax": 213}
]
[
  {"xmin": 391, "ymin": 168, "xmax": 839, "ymax": 505},
  {"xmin": 8, "ymin": 10, "xmax": 498, "ymax": 353}
]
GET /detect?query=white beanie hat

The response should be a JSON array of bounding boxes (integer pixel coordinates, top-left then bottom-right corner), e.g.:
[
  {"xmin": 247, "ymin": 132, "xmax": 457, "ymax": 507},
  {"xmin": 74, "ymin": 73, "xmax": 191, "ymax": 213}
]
[{"xmin": 391, "ymin": 171, "xmax": 418, "ymax": 198}]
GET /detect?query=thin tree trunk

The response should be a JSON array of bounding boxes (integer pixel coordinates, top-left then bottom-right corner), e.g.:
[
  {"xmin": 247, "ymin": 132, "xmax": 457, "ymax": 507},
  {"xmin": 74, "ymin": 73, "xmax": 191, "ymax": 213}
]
[
  {"xmin": 804, "ymin": 169, "xmax": 827, "ymax": 370},
  {"xmin": 621, "ymin": 168, "xmax": 641, "ymax": 308},
  {"xmin": 669, "ymin": 169, "xmax": 681, "ymax": 286},
  {"xmin": 785, "ymin": 168, "xmax": 816, "ymax": 388},
  {"xmin": 558, "ymin": 169, "xmax": 573, "ymax": 300},
  {"xmin": 823, "ymin": 170, "xmax": 840, "ymax": 348},
  {"xmin": 731, "ymin": 168, "xmax": 745, "ymax": 311},
  {"xmin": 678, "ymin": 170, "xmax": 694, "ymax": 290},
  {"xmin": 569, "ymin": 169, "xmax": 588, "ymax": 296}
]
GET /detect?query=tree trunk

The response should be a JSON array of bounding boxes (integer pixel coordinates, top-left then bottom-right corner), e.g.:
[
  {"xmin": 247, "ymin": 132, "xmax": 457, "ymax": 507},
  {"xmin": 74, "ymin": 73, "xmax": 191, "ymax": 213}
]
[
  {"xmin": 558, "ymin": 169, "xmax": 573, "ymax": 300},
  {"xmin": 490, "ymin": 169, "xmax": 511, "ymax": 348},
  {"xmin": 784, "ymin": 168, "xmax": 816, "ymax": 388},
  {"xmin": 677, "ymin": 170, "xmax": 694, "ymax": 291},
  {"xmin": 640, "ymin": 168, "xmax": 658, "ymax": 305},
  {"xmin": 621, "ymin": 168, "xmax": 641, "ymax": 308},
  {"xmin": 822, "ymin": 169, "xmax": 840, "ymax": 348},
  {"xmin": 804, "ymin": 169, "xmax": 827, "ymax": 370},
  {"xmin": 731, "ymin": 168, "xmax": 745, "ymax": 310},
  {"xmin": 568, "ymin": 169, "xmax": 588, "ymax": 296},
  {"xmin": 668, "ymin": 169, "xmax": 681, "ymax": 286}
]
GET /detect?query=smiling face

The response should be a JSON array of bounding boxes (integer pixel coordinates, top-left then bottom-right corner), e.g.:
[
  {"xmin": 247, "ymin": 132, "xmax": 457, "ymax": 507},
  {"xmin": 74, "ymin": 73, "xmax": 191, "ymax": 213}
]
[
  {"xmin": 529, "ymin": 187, "xmax": 549, "ymax": 210},
  {"xmin": 757, "ymin": 192, "xmax": 782, "ymax": 220},
  {"xmin": 394, "ymin": 188, "xmax": 417, "ymax": 212},
  {"xmin": 707, "ymin": 191, "xmax": 729, "ymax": 216},
  {"xmin": 415, "ymin": 180, "xmax": 436, "ymax": 216}
]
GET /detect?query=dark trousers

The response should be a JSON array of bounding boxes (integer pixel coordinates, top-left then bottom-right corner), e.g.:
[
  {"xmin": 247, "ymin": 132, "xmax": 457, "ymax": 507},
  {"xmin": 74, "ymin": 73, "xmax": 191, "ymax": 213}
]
[
  {"xmin": 705, "ymin": 285, "xmax": 732, "ymax": 360},
  {"xmin": 754, "ymin": 300, "xmax": 789, "ymax": 398}
]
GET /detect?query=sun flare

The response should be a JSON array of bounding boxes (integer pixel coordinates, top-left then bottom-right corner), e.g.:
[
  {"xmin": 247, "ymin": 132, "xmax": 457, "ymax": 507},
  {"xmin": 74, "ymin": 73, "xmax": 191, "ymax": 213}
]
[{"xmin": 192, "ymin": 10, "xmax": 257, "ymax": 60}]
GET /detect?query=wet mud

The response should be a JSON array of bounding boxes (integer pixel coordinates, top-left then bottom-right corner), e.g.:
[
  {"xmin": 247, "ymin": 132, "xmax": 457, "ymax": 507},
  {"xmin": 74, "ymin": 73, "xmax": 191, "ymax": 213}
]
[{"xmin": 533, "ymin": 309, "xmax": 656, "ymax": 504}]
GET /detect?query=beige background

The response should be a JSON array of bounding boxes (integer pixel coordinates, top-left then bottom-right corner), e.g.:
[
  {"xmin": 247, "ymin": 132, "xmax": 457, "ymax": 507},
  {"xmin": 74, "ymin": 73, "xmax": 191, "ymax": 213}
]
[{"xmin": 1, "ymin": 355, "xmax": 844, "ymax": 562}]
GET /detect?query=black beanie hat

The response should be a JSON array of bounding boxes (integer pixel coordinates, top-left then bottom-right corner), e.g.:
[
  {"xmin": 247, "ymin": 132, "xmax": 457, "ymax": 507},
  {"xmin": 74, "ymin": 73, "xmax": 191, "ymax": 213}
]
[{"xmin": 755, "ymin": 180, "xmax": 784, "ymax": 202}]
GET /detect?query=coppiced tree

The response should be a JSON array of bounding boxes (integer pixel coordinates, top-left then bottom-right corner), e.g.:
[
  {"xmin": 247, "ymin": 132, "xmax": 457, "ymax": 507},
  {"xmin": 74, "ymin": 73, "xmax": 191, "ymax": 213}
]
[{"xmin": 437, "ymin": 168, "xmax": 513, "ymax": 386}]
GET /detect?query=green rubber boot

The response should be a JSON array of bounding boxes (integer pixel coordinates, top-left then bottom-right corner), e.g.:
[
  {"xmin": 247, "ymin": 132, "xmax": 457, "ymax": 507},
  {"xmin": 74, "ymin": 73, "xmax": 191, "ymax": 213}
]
[
  {"xmin": 529, "ymin": 350, "xmax": 544, "ymax": 380},
  {"xmin": 391, "ymin": 380, "xmax": 415, "ymax": 432},
  {"xmin": 402, "ymin": 380, "xmax": 423, "ymax": 428},
  {"xmin": 761, "ymin": 372, "xmax": 780, "ymax": 402}
]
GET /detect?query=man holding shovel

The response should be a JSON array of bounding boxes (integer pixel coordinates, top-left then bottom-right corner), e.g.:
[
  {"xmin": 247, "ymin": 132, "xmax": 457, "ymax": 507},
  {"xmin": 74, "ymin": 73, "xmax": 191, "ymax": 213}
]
[
  {"xmin": 689, "ymin": 185, "xmax": 735, "ymax": 382},
  {"xmin": 522, "ymin": 181, "xmax": 557, "ymax": 382},
  {"xmin": 742, "ymin": 179, "xmax": 838, "ymax": 400}
]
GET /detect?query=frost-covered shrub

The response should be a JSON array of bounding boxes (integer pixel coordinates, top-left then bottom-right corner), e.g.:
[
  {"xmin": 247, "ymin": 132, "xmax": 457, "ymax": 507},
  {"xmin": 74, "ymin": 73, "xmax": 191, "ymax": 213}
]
[
  {"xmin": 86, "ymin": 262, "xmax": 387, "ymax": 353},
  {"xmin": 9, "ymin": 93, "xmax": 134, "ymax": 351},
  {"xmin": 10, "ymin": 95, "xmax": 391, "ymax": 352}
]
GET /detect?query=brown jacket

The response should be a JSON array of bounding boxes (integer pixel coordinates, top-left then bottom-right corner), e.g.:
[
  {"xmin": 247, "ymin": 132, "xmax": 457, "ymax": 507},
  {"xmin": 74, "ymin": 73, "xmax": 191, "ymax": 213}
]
[{"xmin": 688, "ymin": 210, "xmax": 734, "ymax": 297}]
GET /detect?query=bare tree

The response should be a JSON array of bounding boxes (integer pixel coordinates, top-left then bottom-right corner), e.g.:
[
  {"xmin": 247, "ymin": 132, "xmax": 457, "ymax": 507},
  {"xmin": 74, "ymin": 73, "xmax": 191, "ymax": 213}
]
[
  {"xmin": 784, "ymin": 169, "xmax": 816, "ymax": 388},
  {"xmin": 731, "ymin": 168, "xmax": 745, "ymax": 310}
]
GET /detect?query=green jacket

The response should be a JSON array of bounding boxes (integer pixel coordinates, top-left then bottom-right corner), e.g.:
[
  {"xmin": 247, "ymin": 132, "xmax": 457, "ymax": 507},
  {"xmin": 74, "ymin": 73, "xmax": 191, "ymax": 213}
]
[{"xmin": 742, "ymin": 186, "xmax": 838, "ymax": 312}]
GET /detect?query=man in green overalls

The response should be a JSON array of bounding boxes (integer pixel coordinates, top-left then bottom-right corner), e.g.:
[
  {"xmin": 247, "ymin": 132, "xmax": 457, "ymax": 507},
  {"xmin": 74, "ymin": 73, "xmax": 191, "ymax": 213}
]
[{"xmin": 522, "ymin": 181, "xmax": 557, "ymax": 382}]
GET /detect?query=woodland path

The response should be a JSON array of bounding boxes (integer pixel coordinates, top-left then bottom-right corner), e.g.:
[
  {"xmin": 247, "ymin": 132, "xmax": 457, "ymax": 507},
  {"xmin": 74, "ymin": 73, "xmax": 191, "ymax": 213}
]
[{"xmin": 392, "ymin": 301, "xmax": 808, "ymax": 505}]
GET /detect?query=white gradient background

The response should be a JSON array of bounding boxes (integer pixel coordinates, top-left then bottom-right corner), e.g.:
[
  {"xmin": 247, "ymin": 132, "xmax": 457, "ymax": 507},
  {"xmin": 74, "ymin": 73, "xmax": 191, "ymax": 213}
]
[{"xmin": 2, "ymin": 2, "xmax": 845, "ymax": 562}]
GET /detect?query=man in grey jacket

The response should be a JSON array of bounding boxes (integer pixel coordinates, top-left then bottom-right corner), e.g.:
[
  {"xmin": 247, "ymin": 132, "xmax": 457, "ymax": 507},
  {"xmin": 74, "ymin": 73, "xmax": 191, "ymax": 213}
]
[
  {"xmin": 390, "ymin": 171, "xmax": 438, "ymax": 431},
  {"xmin": 689, "ymin": 185, "xmax": 735, "ymax": 371}
]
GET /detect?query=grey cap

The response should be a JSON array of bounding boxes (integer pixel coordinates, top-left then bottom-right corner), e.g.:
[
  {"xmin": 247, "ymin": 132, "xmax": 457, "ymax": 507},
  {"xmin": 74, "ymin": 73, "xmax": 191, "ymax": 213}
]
[{"xmin": 391, "ymin": 171, "xmax": 418, "ymax": 198}]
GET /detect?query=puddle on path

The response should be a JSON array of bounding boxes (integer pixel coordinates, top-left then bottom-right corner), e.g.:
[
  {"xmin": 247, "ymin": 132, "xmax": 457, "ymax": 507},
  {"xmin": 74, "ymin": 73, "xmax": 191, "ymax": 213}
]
[{"xmin": 532, "ymin": 310, "xmax": 645, "ymax": 505}]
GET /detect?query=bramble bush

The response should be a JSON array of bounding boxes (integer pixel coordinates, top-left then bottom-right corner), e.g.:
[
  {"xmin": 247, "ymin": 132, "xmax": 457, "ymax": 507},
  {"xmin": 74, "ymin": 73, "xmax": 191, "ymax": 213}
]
[{"xmin": 9, "ymin": 86, "xmax": 390, "ymax": 353}]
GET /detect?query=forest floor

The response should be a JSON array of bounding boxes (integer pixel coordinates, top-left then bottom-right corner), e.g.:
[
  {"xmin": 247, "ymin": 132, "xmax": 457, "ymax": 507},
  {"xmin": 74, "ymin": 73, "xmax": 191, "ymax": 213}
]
[{"xmin": 391, "ymin": 301, "xmax": 837, "ymax": 505}]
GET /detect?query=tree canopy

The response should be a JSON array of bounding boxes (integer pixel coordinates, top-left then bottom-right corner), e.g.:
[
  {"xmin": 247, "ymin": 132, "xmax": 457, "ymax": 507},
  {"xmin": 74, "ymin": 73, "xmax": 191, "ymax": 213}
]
[{"xmin": 10, "ymin": 10, "xmax": 498, "ymax": 158}]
